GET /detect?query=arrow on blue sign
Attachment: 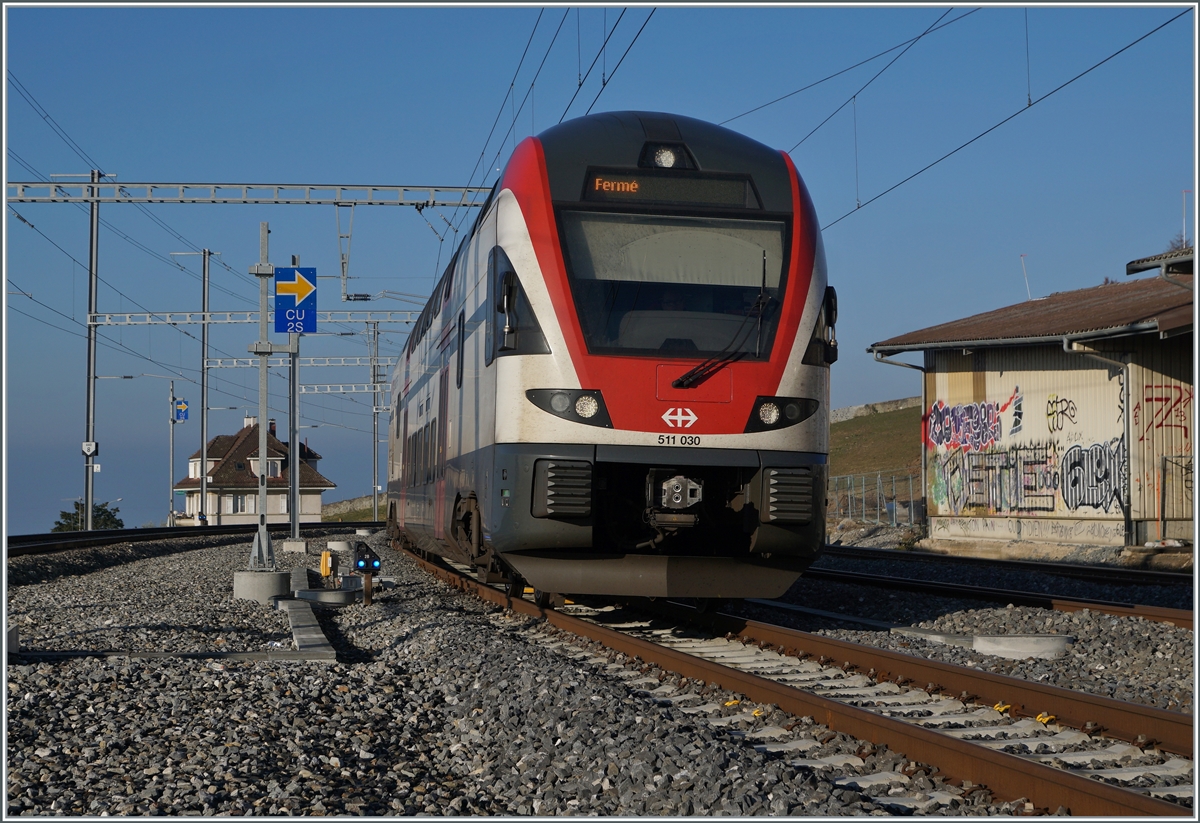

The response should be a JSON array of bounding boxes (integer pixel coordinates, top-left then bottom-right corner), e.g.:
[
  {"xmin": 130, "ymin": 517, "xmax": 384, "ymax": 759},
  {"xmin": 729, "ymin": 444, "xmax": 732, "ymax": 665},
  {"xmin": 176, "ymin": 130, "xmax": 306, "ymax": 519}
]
[
  {"xmin": 175, "ymin": 400, "xmax": 189, "ymax": 421},
  {"xmin": 275, "ymin": 267, "xmax": 318, "ymax": 333}
]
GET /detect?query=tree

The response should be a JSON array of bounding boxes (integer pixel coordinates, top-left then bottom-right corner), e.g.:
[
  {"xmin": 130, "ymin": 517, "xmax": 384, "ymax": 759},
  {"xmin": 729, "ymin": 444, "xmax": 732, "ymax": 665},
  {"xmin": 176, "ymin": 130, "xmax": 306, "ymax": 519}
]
[
  {"xmin": 51, "ymin": 501, "xmax": 124, "ymax": 532},
  {"xmin": 1165, "ymin": 232, "xmax": 1190, "ymax": 252}
]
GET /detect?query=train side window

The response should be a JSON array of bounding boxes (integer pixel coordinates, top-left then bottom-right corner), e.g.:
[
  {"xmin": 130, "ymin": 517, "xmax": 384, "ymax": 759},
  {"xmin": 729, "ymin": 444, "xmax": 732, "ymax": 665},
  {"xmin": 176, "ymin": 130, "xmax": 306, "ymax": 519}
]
[
  {"xmin": 456, "ymin": 311, "xmax": 465, "ymax": 388},
  {"xmin": 422, "ymin": 422, "xmax": 431, "ymax": 485},
  {"xmin": 429, "ymin": 419, "xmax": 438, "ymax": 483},
  {"xmin": 485, "ymin": 248, "xmax": 498, "ymax": 367},
  {"xmin": 488, "ymin": 245, "xmax": 550, "ymax": 360}
]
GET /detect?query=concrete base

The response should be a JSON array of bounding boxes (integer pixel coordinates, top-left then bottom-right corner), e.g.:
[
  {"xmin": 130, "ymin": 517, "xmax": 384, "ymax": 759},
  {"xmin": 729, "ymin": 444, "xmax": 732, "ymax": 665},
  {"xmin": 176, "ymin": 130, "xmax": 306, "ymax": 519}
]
[
  {"xmin": 328, "ymin": 541, "xmax": 352, "ymax": 554},
  {"xmin": 233, "ymin": 570, "xmax": 293, "ymax": 605},
  {"xmin": 280, "ymin": 540, "xmax": 307, "ymax": 553},
  {"xmin": 355, "ymin": 528, "xmax": 373, "ymax": 536},
  {"xmin": 295, "ymin": 588, "xmax": 358, "ymax": 606},
  {"xmin": 892, "ymin": 626, "xmax": 1074, "ymax": 660}
]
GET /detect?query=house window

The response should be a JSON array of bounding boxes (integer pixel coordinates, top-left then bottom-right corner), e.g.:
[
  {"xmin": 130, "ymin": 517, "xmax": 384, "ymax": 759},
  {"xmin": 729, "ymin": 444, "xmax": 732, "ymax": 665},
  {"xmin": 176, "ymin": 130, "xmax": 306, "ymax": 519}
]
[
  {"xmin": 250, "ymin": 459, "xmax": 282, "ymax": 477},
  {"xmin": 236, "ymin": 462, "xmax": 245, "ymax": 471},
  {"xmin": 279, "ymin": 494, "xmax": 288, "ymax": 514},
  {"xmin": 226, "ymin": 494, "xmax": 256, "ymax": 514}
]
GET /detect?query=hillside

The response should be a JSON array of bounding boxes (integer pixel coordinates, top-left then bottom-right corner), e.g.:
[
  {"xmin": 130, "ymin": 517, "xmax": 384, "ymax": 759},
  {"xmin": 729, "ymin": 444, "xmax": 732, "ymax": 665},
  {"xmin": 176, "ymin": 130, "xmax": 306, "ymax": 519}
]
[{"xmin": 827, "ymin": 404, "xmax": 922, "ymax": 479}]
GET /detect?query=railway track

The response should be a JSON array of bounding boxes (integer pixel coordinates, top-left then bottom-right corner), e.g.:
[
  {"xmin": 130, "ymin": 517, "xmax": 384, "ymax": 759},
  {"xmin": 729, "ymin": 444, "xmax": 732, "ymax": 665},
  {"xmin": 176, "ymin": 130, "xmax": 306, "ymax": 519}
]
[
  {"xmin": 399, "ymin": 543, "xmax": 1193, "ymax": 816},
  {"xmin": 822, "ymin": 544, "xmax": 1193, "ymax": 587},
  {"xmin": 799, "ymin": 568, "xmax": 1194, "ymax": 630},
  {"xmin": 5, "ymin": 523, "xmax": 386, "ymax": 557}
]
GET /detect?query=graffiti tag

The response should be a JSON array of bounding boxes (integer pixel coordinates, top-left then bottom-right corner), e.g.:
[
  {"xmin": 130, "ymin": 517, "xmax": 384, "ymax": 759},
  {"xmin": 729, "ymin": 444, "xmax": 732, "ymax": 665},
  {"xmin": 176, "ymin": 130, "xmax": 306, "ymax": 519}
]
[
  {"xmin": 1045, "ymin": 393, "xmax": 1077, "ymax": 432},
  {"xmin": 1061, "ymin": 438, "xmax": 1125, "ymax": 512}
]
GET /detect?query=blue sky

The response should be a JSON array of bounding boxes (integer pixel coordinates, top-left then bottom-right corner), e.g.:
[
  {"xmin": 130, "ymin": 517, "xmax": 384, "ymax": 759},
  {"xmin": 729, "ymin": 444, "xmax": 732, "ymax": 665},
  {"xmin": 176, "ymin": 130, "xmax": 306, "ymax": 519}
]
[{"xmin": 4, "ymin": 4, "xmax": 1196, "ymax": 533}]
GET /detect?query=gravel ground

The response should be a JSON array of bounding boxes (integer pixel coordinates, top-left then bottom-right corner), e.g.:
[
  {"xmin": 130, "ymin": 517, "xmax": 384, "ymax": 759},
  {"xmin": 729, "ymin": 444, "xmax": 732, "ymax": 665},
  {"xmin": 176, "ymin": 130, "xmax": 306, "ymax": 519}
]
[
  {"xmin": 8, "ymin": 530, "xmax": 1043, "ymax": 816},
  {"xmin": 733, "ymin": 532, "xmax": 1196, "ymax": 714}
]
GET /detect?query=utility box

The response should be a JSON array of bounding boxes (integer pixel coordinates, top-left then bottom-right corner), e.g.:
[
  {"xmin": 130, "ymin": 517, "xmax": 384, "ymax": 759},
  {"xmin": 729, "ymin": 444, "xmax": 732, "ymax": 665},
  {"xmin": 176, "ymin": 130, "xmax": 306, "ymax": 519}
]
[{"xmin": 320, "ymin": 551, "xmax": 339, "ymax": 579}]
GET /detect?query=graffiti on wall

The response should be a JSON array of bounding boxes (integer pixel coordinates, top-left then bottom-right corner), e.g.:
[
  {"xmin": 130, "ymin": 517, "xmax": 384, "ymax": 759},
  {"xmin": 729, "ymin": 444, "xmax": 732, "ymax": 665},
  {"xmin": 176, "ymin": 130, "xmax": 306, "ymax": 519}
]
[
  {"xmin": 1045, "ymin": 394, "xmax": 1077, "ymax": 432},
  {"xmin": 1061, "ymin": 438, "xmax": 1124, "ymax": 512},
  {"xmin": 929, "ymin": 437, "xmax": 1126, "ymax": 517},
  {"xmin": 930, "ymin": 441, "xmax": 1058, "ymax": 516},
  {"xmin": 927, "ymin": 386, "xmax": 1021, "ymax": 452},
  {"xmin": 1133, "ymin": 384, "xmax": 1193, "ymax": 444}
]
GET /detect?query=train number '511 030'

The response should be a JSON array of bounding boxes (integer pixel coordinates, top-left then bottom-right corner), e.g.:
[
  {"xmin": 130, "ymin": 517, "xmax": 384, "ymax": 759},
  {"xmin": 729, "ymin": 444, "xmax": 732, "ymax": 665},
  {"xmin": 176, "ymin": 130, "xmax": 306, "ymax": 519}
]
[{"xmin": 658, "ymin": 434, "xmax": 701, "ymax": 446}]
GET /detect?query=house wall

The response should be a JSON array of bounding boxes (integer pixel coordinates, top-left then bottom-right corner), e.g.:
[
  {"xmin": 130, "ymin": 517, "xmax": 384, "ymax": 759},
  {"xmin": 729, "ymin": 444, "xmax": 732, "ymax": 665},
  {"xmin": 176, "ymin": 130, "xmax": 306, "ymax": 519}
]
[{"xmin": 922, "ymin": 336, "xmax": 1193, "ymax": 546}]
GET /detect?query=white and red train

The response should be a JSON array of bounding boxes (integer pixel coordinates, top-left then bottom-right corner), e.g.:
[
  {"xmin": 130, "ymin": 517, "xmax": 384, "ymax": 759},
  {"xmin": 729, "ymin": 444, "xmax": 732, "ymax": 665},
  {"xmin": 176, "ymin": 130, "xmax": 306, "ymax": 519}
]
[{"xmin": 387, "ymin": 111, "xmax": 837, "ymax": 602}]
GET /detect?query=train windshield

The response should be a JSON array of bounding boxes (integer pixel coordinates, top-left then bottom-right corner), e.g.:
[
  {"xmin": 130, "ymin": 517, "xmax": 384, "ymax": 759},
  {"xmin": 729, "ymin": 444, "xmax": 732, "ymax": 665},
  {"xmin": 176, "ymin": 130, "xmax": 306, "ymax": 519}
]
[{"xmin": 558, "ymin": 211, "xmax": 788, "ymax": 358}]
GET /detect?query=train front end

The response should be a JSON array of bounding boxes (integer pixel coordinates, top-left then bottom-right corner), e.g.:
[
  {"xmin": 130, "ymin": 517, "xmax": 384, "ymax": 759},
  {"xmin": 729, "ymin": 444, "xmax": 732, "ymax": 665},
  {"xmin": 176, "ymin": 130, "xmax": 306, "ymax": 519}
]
[{"xmin": 487, "ymin": 111, "xmax": 836, "ymax": 599}]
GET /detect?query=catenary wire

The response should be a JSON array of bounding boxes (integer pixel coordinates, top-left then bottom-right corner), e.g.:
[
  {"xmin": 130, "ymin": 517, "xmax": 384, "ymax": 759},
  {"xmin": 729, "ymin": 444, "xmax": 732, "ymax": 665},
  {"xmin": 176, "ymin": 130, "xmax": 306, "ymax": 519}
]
[
  {"xmin": 583, "ymin": 9, "xmax": 655, "ymax": 116},
  {"xmin": 720, "ymin": 9, "xmax": 980, "ymax": 126},
  {"xmin": 819, "ymin": 7, "xmax": 1193, "ymax": 231},
  {"xmin": 790, "ymin": 8, "xmax": 954, "ymax": 153},
  {"xmin": 559, "ymin": 8, "xmax": 627, "ymax": 123}
]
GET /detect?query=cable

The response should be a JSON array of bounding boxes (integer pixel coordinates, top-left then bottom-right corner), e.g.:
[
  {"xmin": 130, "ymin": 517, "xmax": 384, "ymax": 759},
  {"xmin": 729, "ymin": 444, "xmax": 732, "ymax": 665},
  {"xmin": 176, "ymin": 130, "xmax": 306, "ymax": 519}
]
[
  {"xmin": 559, "ymin": 8, "xmax": 628, "ymax": 123},
  {"xmin": 820, "ymin": 7, "xmax": 1193, "ymax": 231},
  {"xmin": 7, "ymin": 70, "xmax": 106, "ymax": 172},
  {"xmin": 584, "ymin": 9, "xmax": 655, "ymax": 116},
  {"xmin": 488, "ymin": 9, "xmax": 572, "ymax": 173},
  {"xmin": 720, "ymin": 9, "xmax": 980, "ymax": 126},
  {"xmin": 790, "ymin": 8, "xmax": 954, "ymax": 153},
  {"xmin": 451, "ymin": 9, "xmax": 545, "ymax": 229}
]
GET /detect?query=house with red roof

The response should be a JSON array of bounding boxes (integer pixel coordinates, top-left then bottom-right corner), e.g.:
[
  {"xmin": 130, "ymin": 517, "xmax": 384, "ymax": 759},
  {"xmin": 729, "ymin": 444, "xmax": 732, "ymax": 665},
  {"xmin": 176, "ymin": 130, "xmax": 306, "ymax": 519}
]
[{"xmin": 173, "ymin": 416, "xmax": 335, "ymax": 525}]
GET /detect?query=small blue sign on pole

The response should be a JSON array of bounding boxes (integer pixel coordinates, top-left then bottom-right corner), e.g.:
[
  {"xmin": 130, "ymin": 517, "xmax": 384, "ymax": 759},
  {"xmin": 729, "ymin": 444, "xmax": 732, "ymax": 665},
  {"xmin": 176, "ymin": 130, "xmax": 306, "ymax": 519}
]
[
  {"xmin": 274, "ymin": 267, "xmax": 318, "ymax": 334},
  {"xmin": 175, "ymin": 399, "xmax": 189, "ymax": 421}
]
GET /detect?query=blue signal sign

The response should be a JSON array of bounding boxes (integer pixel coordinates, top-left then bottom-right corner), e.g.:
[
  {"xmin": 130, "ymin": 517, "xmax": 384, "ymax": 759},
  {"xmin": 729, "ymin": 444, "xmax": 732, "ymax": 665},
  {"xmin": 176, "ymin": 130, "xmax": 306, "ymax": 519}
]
[
  {"xmin": 175, "ymin": 399, "xmax": 189, "ymax": 421},
  {"xmin": 275, "ymin": 267, "xmax": 317, "ymax": 334}
]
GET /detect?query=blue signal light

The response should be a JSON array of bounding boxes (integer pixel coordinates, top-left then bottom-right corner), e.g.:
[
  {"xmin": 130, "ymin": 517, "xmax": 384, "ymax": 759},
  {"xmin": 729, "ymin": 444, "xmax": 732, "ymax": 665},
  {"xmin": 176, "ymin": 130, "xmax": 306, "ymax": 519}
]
[{"xmin": 372, "ymin": 559, "xmax": 380, "ymax": 569}]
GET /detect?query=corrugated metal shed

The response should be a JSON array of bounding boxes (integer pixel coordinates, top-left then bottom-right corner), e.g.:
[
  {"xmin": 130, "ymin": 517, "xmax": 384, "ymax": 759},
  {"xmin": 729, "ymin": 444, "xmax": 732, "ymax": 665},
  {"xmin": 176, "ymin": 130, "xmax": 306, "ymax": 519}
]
[{"xmin": 870, "ymin": 274, "xmax": 1192, "ymax": 353}]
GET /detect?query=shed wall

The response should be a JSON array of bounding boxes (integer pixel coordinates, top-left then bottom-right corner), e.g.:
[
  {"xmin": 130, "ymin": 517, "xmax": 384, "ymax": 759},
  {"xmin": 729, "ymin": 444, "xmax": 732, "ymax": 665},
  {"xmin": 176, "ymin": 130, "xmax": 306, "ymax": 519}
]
[
  {"xmin": 1123, "ymin": 334, "xmax": 1193, "ymax": 536},
  {"xmin": 924, "ymin": 345, "xmax": 1126, "ymax": 545}
]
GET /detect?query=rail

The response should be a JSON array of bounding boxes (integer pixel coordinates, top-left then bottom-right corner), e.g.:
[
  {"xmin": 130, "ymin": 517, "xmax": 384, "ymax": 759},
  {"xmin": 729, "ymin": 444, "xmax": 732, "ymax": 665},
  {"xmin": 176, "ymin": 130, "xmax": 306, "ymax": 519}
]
[
  {"xmin": 6, "ymin": 523, "xmax": 385, "ymax": 557},
  {"xmin": 396, "ymin": 543, "xmax": 1190, "ymax": 815}
]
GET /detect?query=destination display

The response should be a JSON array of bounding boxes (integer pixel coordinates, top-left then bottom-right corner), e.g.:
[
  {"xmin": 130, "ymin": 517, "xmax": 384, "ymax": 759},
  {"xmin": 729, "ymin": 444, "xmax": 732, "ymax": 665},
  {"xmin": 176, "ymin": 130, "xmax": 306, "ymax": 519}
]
[{"xmin": 582, "ymin": 169, "xmax": 757, "ymax": 208}]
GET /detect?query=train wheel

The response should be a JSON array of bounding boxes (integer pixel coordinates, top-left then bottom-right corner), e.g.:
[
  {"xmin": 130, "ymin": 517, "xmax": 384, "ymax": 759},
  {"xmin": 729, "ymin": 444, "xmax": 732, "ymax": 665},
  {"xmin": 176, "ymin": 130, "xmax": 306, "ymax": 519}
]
[
  {"xmin": 533, "ymin": 589, "xmax": 553, "ymax": 609},
  {"xmin": 506, "ymin": 576, "xmax": 525, "ymax": 599}
]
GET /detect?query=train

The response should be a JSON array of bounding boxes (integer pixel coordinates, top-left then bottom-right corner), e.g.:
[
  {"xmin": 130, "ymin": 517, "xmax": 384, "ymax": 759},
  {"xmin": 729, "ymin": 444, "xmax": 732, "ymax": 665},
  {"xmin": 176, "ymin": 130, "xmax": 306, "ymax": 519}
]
[{"xmin": 387, "ymin": 111, "xmax": 837, "ymax": 604}]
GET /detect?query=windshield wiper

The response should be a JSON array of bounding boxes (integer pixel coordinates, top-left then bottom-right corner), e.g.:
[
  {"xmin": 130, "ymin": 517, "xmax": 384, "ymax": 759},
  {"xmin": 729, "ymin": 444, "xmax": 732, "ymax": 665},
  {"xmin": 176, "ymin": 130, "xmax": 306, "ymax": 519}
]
[
  {"xmin": 756, "ymin": 250, "xmax": 767, "ymax": 357},
  {"xmin": 672, "ymin": 268, "xmax": 773, "ymax": 389}
]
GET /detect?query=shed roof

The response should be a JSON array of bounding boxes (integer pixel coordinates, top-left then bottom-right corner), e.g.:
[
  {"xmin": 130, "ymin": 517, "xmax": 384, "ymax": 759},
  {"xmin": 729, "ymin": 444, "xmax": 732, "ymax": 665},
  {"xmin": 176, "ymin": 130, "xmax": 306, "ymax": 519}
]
[
  {"xmin": 869, "ymin": 274, "xmax": 1193, "ymax": 354},
  {"xmin": 1126, "ymin": 246, "xmax": 1194, "ymax": 276}
]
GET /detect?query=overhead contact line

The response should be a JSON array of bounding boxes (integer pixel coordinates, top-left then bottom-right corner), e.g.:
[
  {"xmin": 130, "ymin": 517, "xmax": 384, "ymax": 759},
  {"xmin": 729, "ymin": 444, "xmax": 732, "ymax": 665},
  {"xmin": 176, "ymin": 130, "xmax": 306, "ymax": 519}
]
[{"xmin": 820, "ymin": 7, "xmax": 1193, "ymax": 231}]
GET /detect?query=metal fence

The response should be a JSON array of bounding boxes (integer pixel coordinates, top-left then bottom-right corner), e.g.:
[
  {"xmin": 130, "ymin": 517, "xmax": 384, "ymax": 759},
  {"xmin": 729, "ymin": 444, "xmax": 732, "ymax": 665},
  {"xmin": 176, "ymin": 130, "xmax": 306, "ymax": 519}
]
[
  {"xmin": 828, "ymin": 471, "xmax": 922, "ymax": 527},
  {"xmin": 1159, "ymin": 455, "xmax": 1194, "ymax": 536}
]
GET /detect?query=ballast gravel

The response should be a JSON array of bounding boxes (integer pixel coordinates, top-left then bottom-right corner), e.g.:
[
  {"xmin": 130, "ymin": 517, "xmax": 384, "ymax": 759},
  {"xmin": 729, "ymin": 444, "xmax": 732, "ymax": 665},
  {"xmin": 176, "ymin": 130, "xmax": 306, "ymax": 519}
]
[
  {"xmin": 737, "ymin": 532, "xmax": 1196, "ymax": 715},
  {"xmin": 8, "ymin": 531, "xmax": 1046, "ymax": 817}
]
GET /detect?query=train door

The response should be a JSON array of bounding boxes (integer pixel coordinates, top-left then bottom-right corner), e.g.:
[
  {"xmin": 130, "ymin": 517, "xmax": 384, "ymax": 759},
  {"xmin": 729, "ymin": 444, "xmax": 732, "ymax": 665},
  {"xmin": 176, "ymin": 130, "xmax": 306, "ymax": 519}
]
[
  {"xmin": 434, "ymin": 367, "xmax": 450, "ymax": 540},
  {"xmin": 397, "ymin": 408, "xmax": 407, "ymax": 528}
]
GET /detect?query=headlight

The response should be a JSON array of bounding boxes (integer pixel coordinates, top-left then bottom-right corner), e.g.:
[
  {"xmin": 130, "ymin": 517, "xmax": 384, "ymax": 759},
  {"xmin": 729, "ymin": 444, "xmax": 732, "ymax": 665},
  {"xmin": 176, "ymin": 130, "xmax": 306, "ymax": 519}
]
[
  {"xmin": 745, "ymin": 397, "xmax": 819, "ymax": 433},
  {"xmin": 525, "ymin": 389, "xmax": 613, "ymax": 428},
  {"xmin": 575, "ymin": 395, "xmax": 599, "ymax": 418},
  {"xmin": 758, "ymin": 402, "xmax": 780, "ymax": 425},
  {"xmin": 654, "ymin": 147, "xmax": 677, "ymax": 168}
]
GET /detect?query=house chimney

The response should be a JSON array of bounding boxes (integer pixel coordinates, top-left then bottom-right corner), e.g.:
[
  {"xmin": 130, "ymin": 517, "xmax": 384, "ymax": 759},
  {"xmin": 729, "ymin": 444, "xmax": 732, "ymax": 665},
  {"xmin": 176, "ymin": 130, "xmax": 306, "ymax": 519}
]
[
  {"xmin": 244, "ymin": 415, "xmax": 257, "ymax": 429},
  {"xmin": 269, "ymin": 419, "xmax": 276, "ymax": 437}
]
